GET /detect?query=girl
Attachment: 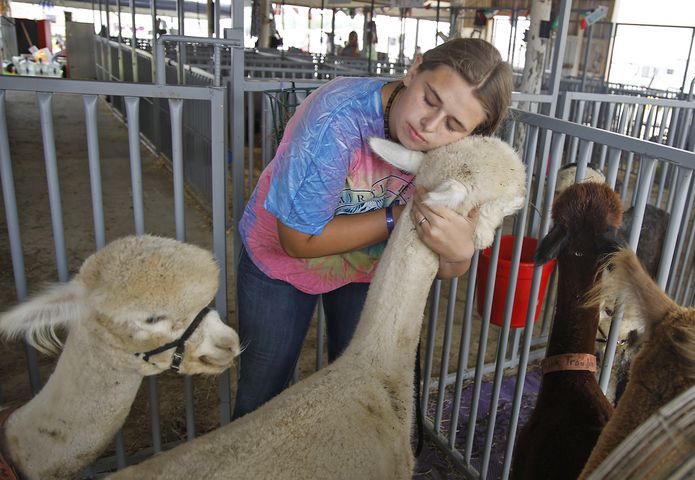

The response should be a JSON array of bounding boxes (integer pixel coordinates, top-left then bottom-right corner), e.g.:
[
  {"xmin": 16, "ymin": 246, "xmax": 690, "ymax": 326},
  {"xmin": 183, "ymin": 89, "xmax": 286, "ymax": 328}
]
[
  {"xmin": 234, "ymin": 38, "xmax": 513, "ymax": 418},
  {"xmin": 340, "ymin": 31, "xmax": 361, "ymax": 57}
]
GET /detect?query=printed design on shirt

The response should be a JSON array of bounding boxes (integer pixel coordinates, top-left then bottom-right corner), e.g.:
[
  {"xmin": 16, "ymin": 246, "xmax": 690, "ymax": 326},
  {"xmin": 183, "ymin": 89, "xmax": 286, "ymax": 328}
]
[
  {"xmin": 306, "ymin": 173, "xmax": 413, "ymax": 280},
  {"xmin": 334, "ymin": 174, "xmax": 414, "ymax": 216},
  {"xmin": 306, "ymin": 242, "xmax": 385, "ymax": 278}
]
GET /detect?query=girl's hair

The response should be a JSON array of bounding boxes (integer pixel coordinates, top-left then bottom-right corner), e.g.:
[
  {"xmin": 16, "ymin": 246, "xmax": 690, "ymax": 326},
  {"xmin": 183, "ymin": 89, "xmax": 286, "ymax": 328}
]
[{"xmin": 419, "ymin": 38, "xmax": 513, "ymax": 136}]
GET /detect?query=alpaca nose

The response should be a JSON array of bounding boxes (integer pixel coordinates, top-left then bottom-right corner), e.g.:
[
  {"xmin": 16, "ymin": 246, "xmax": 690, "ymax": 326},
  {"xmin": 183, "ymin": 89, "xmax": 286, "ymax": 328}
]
[{"xmin": 217, "ymin": 329, "xmax": 241, "ymax": 357}]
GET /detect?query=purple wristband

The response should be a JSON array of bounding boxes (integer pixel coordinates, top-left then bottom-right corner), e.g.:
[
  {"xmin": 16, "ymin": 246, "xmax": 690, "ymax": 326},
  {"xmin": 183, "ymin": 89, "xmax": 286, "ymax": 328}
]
[{"xmin": 385, "ymin": 204, "xmax": 395, "ymax": 235}]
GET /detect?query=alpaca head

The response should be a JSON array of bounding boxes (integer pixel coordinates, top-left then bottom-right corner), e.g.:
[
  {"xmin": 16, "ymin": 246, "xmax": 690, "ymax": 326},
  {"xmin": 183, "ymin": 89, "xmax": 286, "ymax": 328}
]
[
  {"xmin": 554, "ymin": 162, "xmax": 606, "ymax": 199},
  {"xmin": 535, "ymin": 182, "xmax": 624, "ymax": 265},
  {"xmin": 369, "ymin": 135, "xmax": 526, "ymax": 249},
  {"xmin": 590, "ymin": 248, "xmax": 695, "ymax": 401},
  {"xmin": 0, "ymin": 235, "xmax": 240, "ymax": 376}
]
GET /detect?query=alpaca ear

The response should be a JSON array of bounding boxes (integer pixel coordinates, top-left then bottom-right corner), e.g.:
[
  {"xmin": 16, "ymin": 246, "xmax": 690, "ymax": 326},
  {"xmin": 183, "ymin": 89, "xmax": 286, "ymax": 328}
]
[
  {"xmin": 0, "ymin": 280, "xmax": 88, "ymax": 354},
  {"xmin": 423, "ymin": 179, "xmax": 468, "ymax": 210},
  {"xmin": 474, "ymin": 200, "xmax": 518, "ymax": 250},
  {"xmin": 535, "ymin": 223, "xmax": 568, "ymax": 265},
  {"xmin": 368, "ymin": 137, "xmax": 424, "ymax": 173},
  {"xmin": 602, "ymin": 249, "xmax": 678, "ymax": 340}
]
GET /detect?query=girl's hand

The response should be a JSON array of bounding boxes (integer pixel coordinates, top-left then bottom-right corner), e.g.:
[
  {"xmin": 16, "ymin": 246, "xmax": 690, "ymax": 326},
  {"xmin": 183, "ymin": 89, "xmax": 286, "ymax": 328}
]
[{"xmin": 410, "ymin": 186, "xmax": 479, "ymax": 278}]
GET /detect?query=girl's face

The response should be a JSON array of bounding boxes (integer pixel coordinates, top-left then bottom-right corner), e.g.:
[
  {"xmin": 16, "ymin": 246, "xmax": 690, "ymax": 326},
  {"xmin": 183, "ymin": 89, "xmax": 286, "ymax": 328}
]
[{"xmin": 391, "ymin": 58, "xmax": 487, "ymax": 152}]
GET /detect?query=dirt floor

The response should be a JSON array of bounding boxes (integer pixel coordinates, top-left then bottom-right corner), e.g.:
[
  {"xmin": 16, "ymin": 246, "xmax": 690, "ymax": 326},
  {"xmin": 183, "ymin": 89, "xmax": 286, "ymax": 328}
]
[{"xmin": 0, "ymin": 89, "xmax": 546, "ymax": 479}]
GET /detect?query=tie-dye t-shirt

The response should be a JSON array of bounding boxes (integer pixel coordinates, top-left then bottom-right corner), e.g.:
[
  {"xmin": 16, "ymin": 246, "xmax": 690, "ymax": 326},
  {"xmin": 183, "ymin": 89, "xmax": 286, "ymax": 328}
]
[{"xmin": 239, "ymin": 77, "xmax": 415, "ymax": 294}]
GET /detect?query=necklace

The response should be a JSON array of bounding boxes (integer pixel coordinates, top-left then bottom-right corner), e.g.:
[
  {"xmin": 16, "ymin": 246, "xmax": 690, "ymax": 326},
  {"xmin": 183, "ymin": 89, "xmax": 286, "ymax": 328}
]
[{"xmin": 383, "ymin": 81, "xmax": 405, "ymax": 141}]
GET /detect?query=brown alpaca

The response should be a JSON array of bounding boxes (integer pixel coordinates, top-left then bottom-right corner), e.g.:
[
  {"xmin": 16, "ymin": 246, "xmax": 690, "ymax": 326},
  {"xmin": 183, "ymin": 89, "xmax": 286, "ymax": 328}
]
[
  {"xmin": 510, "ymin": 183, "xmax": 621, "ymax": 480},
  {"xmin": 578, "ymin": 248, "xmax": 695, "ymax": 478}
]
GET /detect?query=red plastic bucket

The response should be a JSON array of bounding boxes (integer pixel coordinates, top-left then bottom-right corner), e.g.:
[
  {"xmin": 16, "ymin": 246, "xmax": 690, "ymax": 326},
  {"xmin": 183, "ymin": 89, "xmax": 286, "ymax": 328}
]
[{"xmin": 476, "ymin": 235, "xmax": 556, "ymax": 328}]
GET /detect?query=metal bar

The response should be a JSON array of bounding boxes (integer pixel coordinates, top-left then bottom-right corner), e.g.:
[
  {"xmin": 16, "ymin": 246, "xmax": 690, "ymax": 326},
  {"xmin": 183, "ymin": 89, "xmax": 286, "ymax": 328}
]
[
  {"xmin": 421, "ymin": 279, "xmax": 441, "ymax": 413},
  {"xmin": 151, "ymin": 0, "xmax": 157, "ymax": 82},
  {"xmin": 184, "ymin": 376, "xmax": 196, "ymax": 440},
  {"xmin": 105, "ymin": 0, "xmax": 112, "ymax": 79},
  {"xmin": 0, "ymin": 75, "xmax": 221, "ymax": 100},
  {"xmin": 433, "ymin": 277, "xmax": 458, "ymax": 432},
  {"xmin": 159, "ymin": 34, "xmax": 243, "ymax": 46},
  {"xmin": 210, "ymin": 87, "xmax": 232, "ymax": 425},
  {"xmin": 169, "ymin": 98, "xmax": 185, "ymax": 240},
  {"xmin": 125, "ymin": 96, "xmax": 163, "ymax": 452},
  {"xmin": 125, "ymin": 97, "xmax": 145, "ymax": 234},
  {"xmin": 447, "ymin": 253, "xmax": 479, "ymax": 449},
  {"xmin": 673, "ymin": 183, "xmax": 695, "ymax": 300},
  {"xmin": 598, "ymin": 103, "xmax": 616, "ymax": 169},
  {"xmin": 546, "ymin": 0, "xmax": 571, "ymax": 117},
  {"xmin": 229, "ymin": 42, "xmax": 245, "ymax": 273},
  {"xmin": 130, "ymin": 0, "xmax": 138, "ymax": 82},
  {"xmin": 246, "ymin": 91, "xmax": 254, "ymax": 195},
  {"xmin": 147, "ymin": 376, "xmax": 162, "ymax": 452},
  {"xmin": 213, "ymin": 44, "xmax": 221, "ymax": 87},
  {"xmin": 627, "ymin": 158, "xmax": 656, "ymax": 253},
  {"xmin": 0, "ymin": 90, "xmax": 42, "ymax": 394},
  {"xmin": 37, "ymin": 92, "xmax": 68, "ymax": 283},
  {"xmin": 568, "ymin": 100, "xmax": 585, "ymax": 163},
  {"xmin": 114, "ymin": 431, "xmax": 126, "ymax": 468},
  {"xmin": 82, "ymin": 95, "xmax": 106, "ymax": 250},
  {"xmin": 214, "ymin": 0, "xmax": 220, "ymax": 38},
  {"xmin": 117, "ymin": 0, "xmax": 124, "ymax": 80},
  {"xmin": 667, "ymin": 108, "xmax": 681, "ymax": 147},
  {"xmin": 464, "ymin": 228, "xmax": 502, "ymax": 464},
  {"xmin": 657, "ymin": 169, "xmax": 693, "ymax": 288},
  {"xmin": 155, "ymin": 39, "xmax": 165, "ymax": 85}
]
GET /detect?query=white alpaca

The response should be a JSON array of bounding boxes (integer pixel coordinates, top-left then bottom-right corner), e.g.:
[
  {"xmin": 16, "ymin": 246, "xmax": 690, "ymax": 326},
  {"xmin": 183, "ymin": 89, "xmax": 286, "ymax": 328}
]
[
  {"xmin": 107, "ymin": 136, "xmax": 526, "ymax": 479},
  {"xmin": 0, "ymin": 235, "xmax": 240, "ymax": 480}
]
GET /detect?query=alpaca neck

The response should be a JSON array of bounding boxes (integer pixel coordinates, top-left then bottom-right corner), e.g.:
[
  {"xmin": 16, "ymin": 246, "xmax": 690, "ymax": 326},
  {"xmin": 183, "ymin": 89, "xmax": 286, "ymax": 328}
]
[
  {"xmin": 3, "ymin": 323, "xmax": 143, "ymax": 479},
  {"xmin": 546, "ymin": 255, "xmax": 602, "ymax": 357},
  {"xmin": 346, "ymin": 206, "xmax": 439, "ymax": 374}
]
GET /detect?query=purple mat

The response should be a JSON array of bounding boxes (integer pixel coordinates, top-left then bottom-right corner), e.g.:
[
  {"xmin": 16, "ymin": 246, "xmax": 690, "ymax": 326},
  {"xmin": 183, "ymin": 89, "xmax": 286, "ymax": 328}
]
[{"xmin": 413, "ymin": 370, "xmax": 541, "ymax": 479}]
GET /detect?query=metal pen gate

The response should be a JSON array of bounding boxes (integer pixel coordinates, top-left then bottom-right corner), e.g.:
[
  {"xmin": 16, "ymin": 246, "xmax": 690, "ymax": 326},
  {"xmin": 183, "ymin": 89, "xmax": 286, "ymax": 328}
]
[
  {"xmin": 0, "ymin": 75, "xmax": 230, "ymax": 473},
  {"xmin": 419, "ymin": 109, "xmax": 695, "ymax": 479}
]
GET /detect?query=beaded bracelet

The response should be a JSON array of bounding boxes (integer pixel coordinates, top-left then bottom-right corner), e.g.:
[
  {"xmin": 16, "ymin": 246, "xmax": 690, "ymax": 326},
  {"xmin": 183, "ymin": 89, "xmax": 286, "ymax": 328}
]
[{"xmin": 385, "ymin": 204, "xmax": 395, "ymax": 235}]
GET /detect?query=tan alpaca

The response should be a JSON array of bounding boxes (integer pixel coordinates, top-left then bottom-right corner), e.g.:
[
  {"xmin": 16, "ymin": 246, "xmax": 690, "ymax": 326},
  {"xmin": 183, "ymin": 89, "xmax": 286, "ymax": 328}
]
[
  {"xmin": 107, "ymin": 135, "xmax": 526, "ymax": 479},
  {"xmin": 0, "ymin": 235, "xmax": 240, "ymax": 480},
  {"xmin": 579, "ymin": 248, "xmax": 695, "ymax": 478}
]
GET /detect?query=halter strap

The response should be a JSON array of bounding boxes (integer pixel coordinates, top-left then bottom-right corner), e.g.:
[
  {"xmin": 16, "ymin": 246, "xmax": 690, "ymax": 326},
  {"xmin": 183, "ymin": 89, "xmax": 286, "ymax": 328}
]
[
  {"xmin": 541, "ymin": 353, "xmax": 597, "ymax": 375},
  {"xmin": 136, "ymin": 306, "xmax": 210, "ymax": 372}
]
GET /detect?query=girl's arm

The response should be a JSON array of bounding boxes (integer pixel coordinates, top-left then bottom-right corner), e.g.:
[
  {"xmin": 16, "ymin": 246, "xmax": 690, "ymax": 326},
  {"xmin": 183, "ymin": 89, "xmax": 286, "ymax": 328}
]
[
  {"xmin": 279, "ymin": 186, "xmax": 478, "ymax": 280},
  {"xmin": 277, "ymin": 205, "xmax": 406, "ymax": 258}
]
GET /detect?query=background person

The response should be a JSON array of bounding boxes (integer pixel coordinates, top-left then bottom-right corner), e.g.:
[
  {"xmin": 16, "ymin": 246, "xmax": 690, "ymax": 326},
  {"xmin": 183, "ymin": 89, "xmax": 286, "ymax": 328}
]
[{"xmin": 339, "ymin": 31, "xmax": 361, "ymax": 57}]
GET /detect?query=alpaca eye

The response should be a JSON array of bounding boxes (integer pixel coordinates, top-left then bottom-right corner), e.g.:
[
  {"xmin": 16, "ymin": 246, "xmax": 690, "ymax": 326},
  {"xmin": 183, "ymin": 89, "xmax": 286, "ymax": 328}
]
[
  {"xmin": 574, "ymin": 251, "xmax": 584, "ymax": 257},
  {"xmin": 146, "ymin": 315, "xmax": 166, "ymax": 324}
]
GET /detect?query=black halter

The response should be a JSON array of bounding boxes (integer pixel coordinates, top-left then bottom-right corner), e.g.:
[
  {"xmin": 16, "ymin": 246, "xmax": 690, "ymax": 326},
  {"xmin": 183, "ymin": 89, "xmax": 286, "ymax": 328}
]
[{"xmin": 136, "ymin": 306, "xmax": 210, "ymax": 372}]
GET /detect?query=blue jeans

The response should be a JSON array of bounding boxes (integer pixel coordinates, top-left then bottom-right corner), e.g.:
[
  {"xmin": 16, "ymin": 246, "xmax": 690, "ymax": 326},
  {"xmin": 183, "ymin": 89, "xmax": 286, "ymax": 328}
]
[{"xmin": 232, "ymin": 245, "xmax": 369, "ymax": 419}]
